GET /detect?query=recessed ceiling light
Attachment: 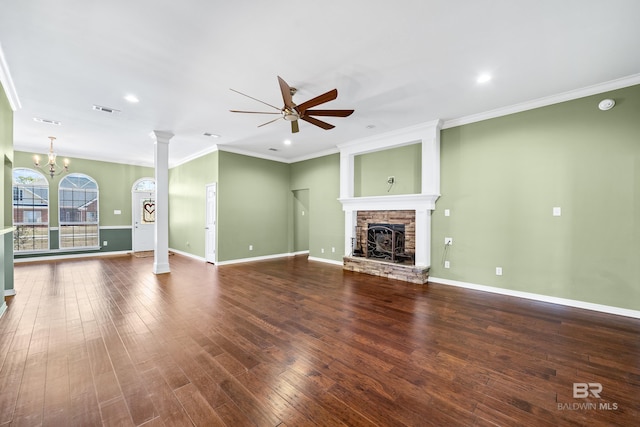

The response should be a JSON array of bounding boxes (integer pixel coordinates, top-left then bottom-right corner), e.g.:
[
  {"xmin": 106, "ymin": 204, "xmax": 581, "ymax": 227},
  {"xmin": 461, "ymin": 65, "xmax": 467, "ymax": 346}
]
[
  {"xmin": 124, "ymin": 94, "xmax": 139, "ymax": 103},
  {"xmin": 33, "ymin": 117, "xmax": 62, "ymax": 126},
  {"xmin": 203, "ymin": 132, "xmax": 220, "ymax": 138},
  {"xmin": 284, "ymin": 139, "xmax": 292, "ymax": 146},
  {"xmin": 477, "ymin": 73, "xmax": 492, "ymax": 84}
]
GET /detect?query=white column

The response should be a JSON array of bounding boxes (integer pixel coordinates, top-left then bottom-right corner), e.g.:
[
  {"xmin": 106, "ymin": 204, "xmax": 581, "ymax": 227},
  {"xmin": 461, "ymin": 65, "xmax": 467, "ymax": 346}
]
[
  {"xmin": 414, "ymin": 208, "xmax": 431, "ymax": 267},
  {"xmin": 151, "ymin": 130, "xmax": 173, "ymax": 274}
]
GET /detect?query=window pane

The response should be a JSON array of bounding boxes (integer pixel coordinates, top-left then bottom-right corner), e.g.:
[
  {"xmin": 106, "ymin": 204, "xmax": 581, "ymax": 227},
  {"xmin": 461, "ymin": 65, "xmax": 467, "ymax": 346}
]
[
  {"xmin": 59, "ymin": 224, "xmax": 99, "ymax": 248},
  {"xmin": 14, "ymin": 225, "xmax": 49, "ymax": 251},
  {"xmin": 13, "ymin": 168, "xmax": 49, "ymax": 252},
  {"xmin": 59, "ymin": 174, "xmax": 99, "ymax": 249}
]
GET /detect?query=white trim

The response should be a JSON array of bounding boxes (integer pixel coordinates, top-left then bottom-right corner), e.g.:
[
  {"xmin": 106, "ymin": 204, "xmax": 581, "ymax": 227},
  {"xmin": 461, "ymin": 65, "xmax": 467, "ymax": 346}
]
[
  {"xmin": 0, "ymin": 302, "xmax": 6, "ymax": 320},
  {"xmin": 290, "ymin": 250, "xmax": 310, "ymax": 256},
  {"xmin": 338, "ymin": 194, "xmax": 439, "ymax": 211},
  {"xmin": 429, "ymin": 277, "xmax": 640, "ymax": 319},
  {"xmin": 216, "ymin": 252, "xmax": 311, "ymax": 266},
  {"xmin": 169, "ymin": 248, "xmax": 206, "ymax": 262},
  {"xmin": 287, "ymin": 147, "xmax": 339, "ymax": 164},
  {"xmin": 216, "ymin": 252, "xmax": 292, "ymax": 266},
  {"xmin": 100, "ymin": 225, "xmax": 133, "ymax": 230},
  {"xmin": 216, "ymin": 145, "xmax": 289, "ymax": 164},
  {"xmin": 308, "ymin": 256, "xmax": 343, "ymax": 266},
  {"xmin": 4, "ymin": 289, "xmax": 16, "ymax": 297},
  {"xmin": 170, "ymin": 145, "xmax": 219, "ymax": 168},
  {"xmin": 0, "ymin": 43, "xmax": 21, "ymax": 111},
  {"xmin": 442, "ymin": 73, "xmax": 640, "ymax": 129},
  {"xmin": 14, "ymin": 250, "xmax": 131, "ymax": 263}
]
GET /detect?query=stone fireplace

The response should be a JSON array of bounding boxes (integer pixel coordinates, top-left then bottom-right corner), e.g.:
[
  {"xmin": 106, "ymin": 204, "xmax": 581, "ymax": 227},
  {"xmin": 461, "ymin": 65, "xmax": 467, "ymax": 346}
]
[{"xmin": 337, "ymin": 121, "xmax": 442, "ymax": 284}]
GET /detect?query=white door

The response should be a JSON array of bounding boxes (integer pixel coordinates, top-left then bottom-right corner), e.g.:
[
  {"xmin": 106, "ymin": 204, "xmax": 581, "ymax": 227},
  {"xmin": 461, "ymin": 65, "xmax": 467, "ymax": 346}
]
[
  {"xmin": 133, "ymin": 191, "xmax": 155, "ymax": 252},
  {"xmin": 205, "ymin": 183, "xmax": 217, "ymax": 263}
]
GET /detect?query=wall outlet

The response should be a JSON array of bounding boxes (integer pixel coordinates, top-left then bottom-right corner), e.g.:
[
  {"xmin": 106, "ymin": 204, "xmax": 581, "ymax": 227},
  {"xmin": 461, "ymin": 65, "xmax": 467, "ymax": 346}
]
[
  {"xmin": 496, "ymin": 267, "xmax": 503, "ymax": 276},
  {"xmin": 103, "ymin": 241, "xmax": 108, "ymax": 246},
  {"xmin": 114, "ymin": 210, "xmax": 121, "ymax": 215},
  {"xmin": 553, "ymin": 207, "xmax": 562, "ymax": 216},
  {"xmin": 444, "ymin": 260, "xmax": 450, "ymax": 269},
  {"xmin": 387, "ymin": 176, "xmax": 395, "ymax": 184},
  {"xmin": 444, "ymin": 209, "xmax": 450, "ymax": 217},
  {"xmin": 249, "ymin": 245, "xmax": 253, "ymax": 251},
  {"xmin": 321, "ymin": 248, "xmax": 325, "ymax": 253},
  {"xmin": 332, "ymin": 247, "xmax": 335, "ymax": 253},
  {"xmin": 444, "ymin": 237, "xmax": 453, "ymax": 245}
]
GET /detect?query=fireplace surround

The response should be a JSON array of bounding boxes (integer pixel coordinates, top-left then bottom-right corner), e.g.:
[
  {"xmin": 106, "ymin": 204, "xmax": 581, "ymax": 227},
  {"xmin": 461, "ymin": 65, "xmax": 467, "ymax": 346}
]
[{"xmin": 337, "ymin": 121, "xmax": 442, "ymax": 284}]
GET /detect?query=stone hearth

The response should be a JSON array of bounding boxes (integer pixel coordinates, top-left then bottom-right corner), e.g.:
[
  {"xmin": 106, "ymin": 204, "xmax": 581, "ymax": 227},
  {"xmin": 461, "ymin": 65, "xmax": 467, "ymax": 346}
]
[{"xmin": 343, "ymin": 256, "xmax": 429, "ymax": 284}]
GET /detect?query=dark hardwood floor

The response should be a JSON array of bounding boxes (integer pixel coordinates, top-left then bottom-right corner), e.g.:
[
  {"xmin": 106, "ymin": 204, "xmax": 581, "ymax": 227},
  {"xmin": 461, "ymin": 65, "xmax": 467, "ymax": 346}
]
[{"xmin": 1, "ymin": 254, "xmax": 638, "ymax": 426}]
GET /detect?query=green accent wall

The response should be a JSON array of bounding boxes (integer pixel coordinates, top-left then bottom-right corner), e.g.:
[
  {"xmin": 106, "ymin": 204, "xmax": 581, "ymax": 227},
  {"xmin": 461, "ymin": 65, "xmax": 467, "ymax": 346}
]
[
  {"xmin": 431, "ymin": 84, "xmax": 640, "ymax": 311},
  {"xmin": 169, "ymin": 151, "xmax": 218, "ymax": 256},
  {"xmin": 290, "ymin": 153, "xmax": 344, "ymax": 262},
  {"xmin": 354, "ymin": 143, "xmax": 422, "ymax": 196},
  {"xmin": 1, "ymin": 82, "xmax": 14, "ymax": 305},
  {"xmin": 217, "ymin": 151, "xmax": 290, "ymax": 261}
]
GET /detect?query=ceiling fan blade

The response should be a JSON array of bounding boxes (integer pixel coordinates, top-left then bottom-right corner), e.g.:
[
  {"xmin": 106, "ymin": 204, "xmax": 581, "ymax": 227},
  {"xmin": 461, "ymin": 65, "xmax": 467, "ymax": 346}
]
[
  {"xmin": 278, "ymin": 76, "xmax": 295, "ymax": 109},
  {"xmin": 304, "ymin": 109, "xmax": 354, "ymax": 117},
  {"xmin": 229, "ymin": 88, "xmax": 281, "ymax": 111},
  {"xmin": 300, "ymin": 116, "xmax": 335, "ymax": 130},
  {"xmin": 230, "ymin": 110, "xmax": 281, "ymax": 114},
  {"xmin": 258, "ymin": 117, "xmax": 283, "ymax": 127},
  {"xmin": 296, "ymin": 89, "xmax": 338, "ymax": 113},
  {"xmin": 291, "ymin": 120, "xmax": 299, "ymax": 133}
]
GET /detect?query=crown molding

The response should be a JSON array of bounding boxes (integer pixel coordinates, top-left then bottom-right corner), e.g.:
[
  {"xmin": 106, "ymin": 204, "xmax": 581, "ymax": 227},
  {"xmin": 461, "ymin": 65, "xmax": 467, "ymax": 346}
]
[
  {"xmin": 0, "ymin": 43, "xmax": 21, "ymax": 111},
  {"xmin": 443, "ymin": 73, "xmax": 640, "ymax": 129}
]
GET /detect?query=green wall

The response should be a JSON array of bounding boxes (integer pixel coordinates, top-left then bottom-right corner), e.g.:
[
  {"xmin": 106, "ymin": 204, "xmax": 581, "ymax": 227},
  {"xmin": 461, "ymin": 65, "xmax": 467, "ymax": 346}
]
[
  {"xmin": 217, "ymin": 151, "xmax": 290, "ymax": 261},
  {"xmin": 168, "ymin": 151, "xmax": 218, "ymax": 256},
  {"xmin": 1, "ymin": 83, "xmax": 14, "ymax": 303},
  {"xmin": 290, "ymin": 153, "xmax": 344, "ymax": 262},
  {"xmin": 431, "ymin": 84, "xmax": 640, "ymax": 311},
  {"xmin": 355, "ymin": 143, "xmax": 421, "ymax": 196}
]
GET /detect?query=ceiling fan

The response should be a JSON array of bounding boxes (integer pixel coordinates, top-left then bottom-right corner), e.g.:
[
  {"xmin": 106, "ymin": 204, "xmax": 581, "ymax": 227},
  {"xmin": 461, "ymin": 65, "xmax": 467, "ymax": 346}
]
[{"xmin": 230, "ymin": 76, "xmax": 354, "ymax": 133}]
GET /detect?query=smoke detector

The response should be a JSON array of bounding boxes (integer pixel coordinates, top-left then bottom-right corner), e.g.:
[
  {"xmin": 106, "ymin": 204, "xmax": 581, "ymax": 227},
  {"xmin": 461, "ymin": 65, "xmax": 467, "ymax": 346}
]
[{"xmin": 598, "ymin": 99, "xmax": 615, "ymax": 111}]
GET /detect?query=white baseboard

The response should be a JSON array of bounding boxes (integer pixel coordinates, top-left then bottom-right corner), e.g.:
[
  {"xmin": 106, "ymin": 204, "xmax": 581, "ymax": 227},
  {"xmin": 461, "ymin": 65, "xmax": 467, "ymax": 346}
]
[
  {"xmin": 308, "ymin": 256, "xmax": 343, "ymax": 266},
  {"xmin": 0, "ymin": 302, "xmax": 6, "ymax": 319},
  {"xmin": 14, "ymin": 250, "xmax": 131, "ymax": 263},
  {"xmin": 216, "ymin": 252, "xmax": 294, "ymax": 266},
  {"xmin": 429, "ymin": 277, "xmax": 640, "ymax": 319},
  {"xmin": 168, "ymin": 248, "xmax": 206, "ymax": 262}
]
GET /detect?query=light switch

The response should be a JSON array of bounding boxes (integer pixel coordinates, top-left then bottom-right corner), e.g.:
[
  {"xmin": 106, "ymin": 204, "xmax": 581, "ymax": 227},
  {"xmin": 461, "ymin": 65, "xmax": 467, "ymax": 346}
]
[
  {"xmin": 444, "ymin": 209, "xmax": 450, "ymax": 217},
  {"xmin": 553, "ymin": 207, "xmax": 561, "ymax": 217}
]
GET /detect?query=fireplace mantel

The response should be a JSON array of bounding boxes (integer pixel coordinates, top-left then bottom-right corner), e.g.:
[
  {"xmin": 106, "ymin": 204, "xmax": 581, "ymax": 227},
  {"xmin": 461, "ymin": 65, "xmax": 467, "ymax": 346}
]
[{"xmin": 338, "ymin": 194, "xmax": 439, "ymax": 212}]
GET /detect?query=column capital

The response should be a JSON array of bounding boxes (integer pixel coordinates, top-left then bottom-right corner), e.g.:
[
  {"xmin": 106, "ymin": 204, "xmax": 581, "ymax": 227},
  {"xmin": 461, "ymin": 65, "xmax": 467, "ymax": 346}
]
[{"xmin": 149, "ymin": 130, "xmax": 174, "ymax": 144}]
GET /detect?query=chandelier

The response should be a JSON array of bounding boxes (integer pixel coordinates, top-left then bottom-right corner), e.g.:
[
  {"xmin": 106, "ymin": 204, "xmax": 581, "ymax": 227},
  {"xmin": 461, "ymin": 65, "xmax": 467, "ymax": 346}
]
[{"xmin": 34, "ymin": 136, "xmax": 69, "ymax": 178}]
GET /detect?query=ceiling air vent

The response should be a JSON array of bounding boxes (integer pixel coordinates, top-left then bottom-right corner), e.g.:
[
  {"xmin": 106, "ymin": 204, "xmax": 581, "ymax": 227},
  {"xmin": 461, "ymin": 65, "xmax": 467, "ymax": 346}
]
[
  {"xmin": 268, "ymin": 148, "xmax": 278, "ymax": 151},
  {"xmin": 33, "ymin": 117, "xmax": 62, "ymax": 126},
  {"xmin": 92, "ymin": 105, "xmax": 121, "ymax": 114}
]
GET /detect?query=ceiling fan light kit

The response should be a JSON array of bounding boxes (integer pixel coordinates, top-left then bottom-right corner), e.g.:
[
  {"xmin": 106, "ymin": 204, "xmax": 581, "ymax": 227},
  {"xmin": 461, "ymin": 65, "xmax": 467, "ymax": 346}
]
[{"xmin": 230, "ymin": 76, "xmax": 354, "ymax": 133}]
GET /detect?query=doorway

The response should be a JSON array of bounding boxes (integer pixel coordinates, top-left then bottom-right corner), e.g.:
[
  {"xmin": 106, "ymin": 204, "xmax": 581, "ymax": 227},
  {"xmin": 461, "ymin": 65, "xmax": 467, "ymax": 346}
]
[
  {"xmin": 292, "ymin": 189, "xmax": 309, "ymax": 253},
  {"xmin": 132, "ymin": 178, "xmax": 155, "ymax": 252},
  {"xmin": 205, "ymin": 183, "xmax": 217, "ymax": 263}
]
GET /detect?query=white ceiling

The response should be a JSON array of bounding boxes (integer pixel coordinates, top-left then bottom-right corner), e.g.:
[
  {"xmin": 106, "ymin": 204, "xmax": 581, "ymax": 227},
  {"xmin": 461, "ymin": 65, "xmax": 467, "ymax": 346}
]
[{"xmin": 1, "ymin": 0, "xmax": 639, "ymax": 167}]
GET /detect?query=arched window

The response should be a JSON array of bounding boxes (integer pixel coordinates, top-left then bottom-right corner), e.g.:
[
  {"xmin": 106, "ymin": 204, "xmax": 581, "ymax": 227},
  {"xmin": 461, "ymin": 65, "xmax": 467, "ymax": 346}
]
[
  {"xmin": 132, "ymin": 178, "xmax": 155, "ymax": 192},
  {"xmin": 12, "ymin": 168, "xmax": 49, "ymax": 252},
  {"xmin": 59, "ymin": 173, "xmax": 99, "ymax": 249}
]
